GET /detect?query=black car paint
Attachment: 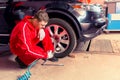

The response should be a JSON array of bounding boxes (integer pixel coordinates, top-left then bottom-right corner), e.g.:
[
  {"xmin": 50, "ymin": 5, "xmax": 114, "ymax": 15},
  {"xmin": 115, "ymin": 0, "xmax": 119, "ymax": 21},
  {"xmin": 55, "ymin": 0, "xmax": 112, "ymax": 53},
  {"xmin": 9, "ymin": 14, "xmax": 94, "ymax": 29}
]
[{"xmin": 0, "ymin": 0, "xmax": 108, "ymax": 48}]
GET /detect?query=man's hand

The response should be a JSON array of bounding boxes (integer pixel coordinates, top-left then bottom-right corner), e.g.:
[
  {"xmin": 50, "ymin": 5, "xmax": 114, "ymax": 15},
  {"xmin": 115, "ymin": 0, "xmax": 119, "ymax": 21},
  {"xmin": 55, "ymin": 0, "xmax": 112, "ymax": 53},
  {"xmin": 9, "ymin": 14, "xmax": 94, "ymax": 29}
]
[
  {"xmin": 38, "ymin": 29, "xmax": 45, "ymax": 41},
  {"xmin": 47, "ymin": 50, "xmax": 54, "ymax": 59}
]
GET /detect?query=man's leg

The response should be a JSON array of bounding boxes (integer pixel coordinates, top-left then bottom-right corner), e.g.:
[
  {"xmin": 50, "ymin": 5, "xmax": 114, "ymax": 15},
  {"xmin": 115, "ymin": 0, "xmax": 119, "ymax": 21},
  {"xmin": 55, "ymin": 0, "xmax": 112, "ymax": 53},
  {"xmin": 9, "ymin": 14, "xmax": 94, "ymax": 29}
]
[{"xmin": 15, "ymin": 45, "xmax": 48, "ymax": 68}]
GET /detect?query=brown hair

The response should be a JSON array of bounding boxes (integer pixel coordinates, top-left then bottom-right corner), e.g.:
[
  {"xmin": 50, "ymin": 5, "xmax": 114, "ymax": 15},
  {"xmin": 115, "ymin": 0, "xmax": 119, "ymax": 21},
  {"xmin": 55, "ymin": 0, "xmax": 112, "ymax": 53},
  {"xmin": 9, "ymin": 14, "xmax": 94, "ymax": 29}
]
[{"xmin": 34, "ymin": 10, "xmax": 49, "ymax": 22}]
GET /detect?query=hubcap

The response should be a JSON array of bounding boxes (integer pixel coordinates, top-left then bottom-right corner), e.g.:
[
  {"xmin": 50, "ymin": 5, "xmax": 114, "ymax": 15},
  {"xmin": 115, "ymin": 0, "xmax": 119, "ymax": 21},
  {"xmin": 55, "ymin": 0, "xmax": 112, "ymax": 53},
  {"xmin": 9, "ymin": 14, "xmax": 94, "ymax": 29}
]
[{"xmin": 46, "ymin": 24, "xmax": 70, "ymax": 53}]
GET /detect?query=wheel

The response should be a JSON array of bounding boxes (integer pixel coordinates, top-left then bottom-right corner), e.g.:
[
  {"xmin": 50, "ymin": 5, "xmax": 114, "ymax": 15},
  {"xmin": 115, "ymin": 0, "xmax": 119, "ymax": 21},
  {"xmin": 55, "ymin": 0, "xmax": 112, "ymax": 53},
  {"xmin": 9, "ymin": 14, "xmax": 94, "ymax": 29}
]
[{"xmin": 46, "ymin": 18, "xmax": 77, "ymax": 58}]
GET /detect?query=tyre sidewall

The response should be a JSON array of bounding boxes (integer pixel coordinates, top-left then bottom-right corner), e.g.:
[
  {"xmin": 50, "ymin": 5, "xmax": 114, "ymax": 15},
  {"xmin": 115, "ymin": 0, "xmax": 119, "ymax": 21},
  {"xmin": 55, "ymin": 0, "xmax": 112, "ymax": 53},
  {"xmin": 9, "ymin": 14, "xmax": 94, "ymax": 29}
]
[{"xmin": 47, "ymin": 18, "xmax": 77, "ymax": 58}]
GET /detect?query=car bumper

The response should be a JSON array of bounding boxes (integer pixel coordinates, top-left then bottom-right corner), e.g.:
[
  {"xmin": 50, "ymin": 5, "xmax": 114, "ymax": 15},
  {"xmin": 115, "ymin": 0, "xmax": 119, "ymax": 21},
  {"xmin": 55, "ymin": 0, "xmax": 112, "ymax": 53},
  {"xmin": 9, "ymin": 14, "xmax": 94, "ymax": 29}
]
[{"xmin": 82, "ymin": 18, "xmax": 108, "ymax": 41}]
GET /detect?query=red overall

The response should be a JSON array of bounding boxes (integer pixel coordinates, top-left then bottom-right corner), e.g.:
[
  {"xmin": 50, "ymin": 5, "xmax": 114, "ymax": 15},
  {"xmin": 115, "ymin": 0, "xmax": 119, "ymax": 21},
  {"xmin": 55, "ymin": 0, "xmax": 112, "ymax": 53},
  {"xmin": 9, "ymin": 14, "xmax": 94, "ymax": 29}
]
[{"xmin": 10, "ymin": 16, "xmax": 54, "ymax": 65}]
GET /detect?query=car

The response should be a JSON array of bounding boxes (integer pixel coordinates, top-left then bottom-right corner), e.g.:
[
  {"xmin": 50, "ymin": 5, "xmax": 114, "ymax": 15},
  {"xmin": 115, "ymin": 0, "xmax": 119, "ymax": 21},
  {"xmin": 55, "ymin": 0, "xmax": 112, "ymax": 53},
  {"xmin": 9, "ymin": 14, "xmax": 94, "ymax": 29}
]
[{"xmin": 0, "ymin": 0, "xmax": 108, "ymax": 58}]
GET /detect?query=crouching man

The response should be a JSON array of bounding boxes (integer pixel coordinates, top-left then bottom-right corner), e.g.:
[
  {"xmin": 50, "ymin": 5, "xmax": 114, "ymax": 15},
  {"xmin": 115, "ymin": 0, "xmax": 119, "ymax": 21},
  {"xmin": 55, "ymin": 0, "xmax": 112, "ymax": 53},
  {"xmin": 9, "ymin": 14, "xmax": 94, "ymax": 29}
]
[{"xmin": 10, "ymin": 10, "xmax": 58, "ymax": 69}]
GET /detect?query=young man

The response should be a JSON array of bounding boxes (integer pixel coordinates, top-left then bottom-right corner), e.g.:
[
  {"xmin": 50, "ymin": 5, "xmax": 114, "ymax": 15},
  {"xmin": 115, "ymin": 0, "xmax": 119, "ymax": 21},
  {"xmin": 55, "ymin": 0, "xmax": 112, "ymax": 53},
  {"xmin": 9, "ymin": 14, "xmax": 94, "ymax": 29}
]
[{"xmin": 10, "ymin": 10, "xmax": 58, "ymax": 68}]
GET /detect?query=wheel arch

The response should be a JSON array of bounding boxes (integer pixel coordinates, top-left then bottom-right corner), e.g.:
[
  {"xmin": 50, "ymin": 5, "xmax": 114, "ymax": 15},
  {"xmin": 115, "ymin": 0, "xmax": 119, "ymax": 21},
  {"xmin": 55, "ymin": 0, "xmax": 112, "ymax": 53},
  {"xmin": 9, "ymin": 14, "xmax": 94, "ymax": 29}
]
[{"xmin": 46, "ymin": 9, "xmax": 82, "ymax": 40}]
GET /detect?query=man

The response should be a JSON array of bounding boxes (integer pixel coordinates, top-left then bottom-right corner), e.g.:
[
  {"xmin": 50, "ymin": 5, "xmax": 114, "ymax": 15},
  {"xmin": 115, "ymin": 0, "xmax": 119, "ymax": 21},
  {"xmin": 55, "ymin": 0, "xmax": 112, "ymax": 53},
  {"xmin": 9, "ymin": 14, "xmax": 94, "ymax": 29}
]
[{"xmin": 10, "ymin": 10, "xmax": 58, "ymax": 68}]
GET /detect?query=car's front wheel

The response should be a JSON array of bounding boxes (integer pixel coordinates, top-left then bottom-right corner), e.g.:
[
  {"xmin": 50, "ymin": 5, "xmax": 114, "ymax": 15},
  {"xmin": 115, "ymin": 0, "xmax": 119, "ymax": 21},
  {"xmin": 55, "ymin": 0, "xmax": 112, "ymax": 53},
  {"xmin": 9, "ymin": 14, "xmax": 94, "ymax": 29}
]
[{"xmin": 46, "ymin": 18, "xmax": 77, "ymax": 58}]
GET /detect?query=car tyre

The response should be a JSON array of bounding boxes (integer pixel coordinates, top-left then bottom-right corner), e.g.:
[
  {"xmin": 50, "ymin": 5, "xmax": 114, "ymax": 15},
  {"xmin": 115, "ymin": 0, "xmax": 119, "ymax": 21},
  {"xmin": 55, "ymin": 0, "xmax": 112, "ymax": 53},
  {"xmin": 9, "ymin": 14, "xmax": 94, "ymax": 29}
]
[{"xmin": 46, "ymin": 18, "xmax": 77, "ymax": 58}]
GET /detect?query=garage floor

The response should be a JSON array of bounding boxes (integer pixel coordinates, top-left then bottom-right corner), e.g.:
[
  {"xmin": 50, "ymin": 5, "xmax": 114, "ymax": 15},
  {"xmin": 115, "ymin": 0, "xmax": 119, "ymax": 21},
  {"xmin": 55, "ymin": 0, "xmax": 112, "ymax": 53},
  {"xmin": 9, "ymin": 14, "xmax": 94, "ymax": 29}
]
[{"xmin": 0, "ymin": 32, "xmax": 120, "ymax": 80}]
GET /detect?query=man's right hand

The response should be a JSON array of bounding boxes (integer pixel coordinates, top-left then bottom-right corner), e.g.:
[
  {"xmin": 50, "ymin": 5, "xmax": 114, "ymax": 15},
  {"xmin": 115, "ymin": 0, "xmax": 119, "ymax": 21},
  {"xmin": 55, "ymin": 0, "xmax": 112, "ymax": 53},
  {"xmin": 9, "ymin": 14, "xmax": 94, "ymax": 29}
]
[
  {"xmin": 47, "ymin": 50, "xmax": 53, "ymax": 59},
  {"xmin": 38, "ymin": 29, "xmax": 45, "ymax": 41}
]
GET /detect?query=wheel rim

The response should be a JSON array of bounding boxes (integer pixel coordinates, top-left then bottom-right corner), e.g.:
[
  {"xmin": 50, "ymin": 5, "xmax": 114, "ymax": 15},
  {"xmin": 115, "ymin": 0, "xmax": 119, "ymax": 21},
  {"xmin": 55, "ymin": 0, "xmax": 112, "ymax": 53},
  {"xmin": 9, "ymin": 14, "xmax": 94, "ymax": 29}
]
[{"xmin": 47, "ymin": 24, "xmax": 70, "ymax": 54}]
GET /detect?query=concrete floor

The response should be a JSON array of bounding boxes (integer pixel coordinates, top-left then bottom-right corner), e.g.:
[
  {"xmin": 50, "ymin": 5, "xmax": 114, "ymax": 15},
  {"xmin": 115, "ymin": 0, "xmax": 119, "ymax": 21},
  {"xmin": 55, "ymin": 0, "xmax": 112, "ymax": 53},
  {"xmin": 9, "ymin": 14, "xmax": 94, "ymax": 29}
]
[{"xmin": 0, "ymin": 32, "xmax": 120, "ymax": 80}]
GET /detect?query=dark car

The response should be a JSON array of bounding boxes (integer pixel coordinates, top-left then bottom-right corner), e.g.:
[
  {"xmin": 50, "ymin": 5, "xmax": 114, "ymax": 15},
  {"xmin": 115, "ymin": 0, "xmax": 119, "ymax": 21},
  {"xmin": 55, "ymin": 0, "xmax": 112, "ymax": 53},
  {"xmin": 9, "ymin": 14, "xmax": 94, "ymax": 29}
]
[{"xmin": 0, "ymin": 0, "xmax": 108, "ymax": 58}]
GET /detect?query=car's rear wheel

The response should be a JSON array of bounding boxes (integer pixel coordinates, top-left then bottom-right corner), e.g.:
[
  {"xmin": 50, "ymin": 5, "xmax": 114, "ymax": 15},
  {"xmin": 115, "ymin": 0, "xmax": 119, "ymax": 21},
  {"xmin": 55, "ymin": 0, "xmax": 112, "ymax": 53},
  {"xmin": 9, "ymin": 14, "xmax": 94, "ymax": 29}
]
[{"xmin": 46, "ymin": 18, "xmax": 77, "ymax": 58}]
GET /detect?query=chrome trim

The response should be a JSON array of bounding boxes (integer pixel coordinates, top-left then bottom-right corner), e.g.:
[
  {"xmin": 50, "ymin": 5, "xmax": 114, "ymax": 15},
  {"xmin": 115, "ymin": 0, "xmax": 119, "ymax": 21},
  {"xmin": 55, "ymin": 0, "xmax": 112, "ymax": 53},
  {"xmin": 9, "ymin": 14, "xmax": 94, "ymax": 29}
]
[
  {"xmin": 0, "ymin": 7, "xmax": 6, "ymax": 9},
  {"xmin": 0, "ymin": 44, "xmax": 9, "ymax": 46},
  {"xmin": 0, "ymin": 34, "xmax": 10, "ymax": 36}
]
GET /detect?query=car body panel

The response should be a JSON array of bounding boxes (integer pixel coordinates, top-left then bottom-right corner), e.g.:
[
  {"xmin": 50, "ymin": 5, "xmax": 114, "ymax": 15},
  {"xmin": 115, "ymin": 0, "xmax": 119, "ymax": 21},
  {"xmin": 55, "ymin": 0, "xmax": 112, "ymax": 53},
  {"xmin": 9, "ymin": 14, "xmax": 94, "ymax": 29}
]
[{"xmin": 0, "ymin": 0, "xmax": 108, "ymax": 44}]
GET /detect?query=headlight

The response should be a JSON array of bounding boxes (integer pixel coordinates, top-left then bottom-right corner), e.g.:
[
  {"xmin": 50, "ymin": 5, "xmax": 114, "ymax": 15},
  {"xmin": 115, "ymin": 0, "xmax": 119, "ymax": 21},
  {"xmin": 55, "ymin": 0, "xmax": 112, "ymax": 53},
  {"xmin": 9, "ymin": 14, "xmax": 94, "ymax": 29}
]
[
  {"xmin": 75, "ymin": 9, "xmax": 87, "ymax": 19},
  {"xmin": 91, "ymin": 4, "xmax": 103, "ymax": 13},
  {"xmin": 83, "ymin": 4, "xmax": 104, "ymax": 14},
  {"xmin": 85, "ymin": 4, "xmax": 105, "ymax": 18}
]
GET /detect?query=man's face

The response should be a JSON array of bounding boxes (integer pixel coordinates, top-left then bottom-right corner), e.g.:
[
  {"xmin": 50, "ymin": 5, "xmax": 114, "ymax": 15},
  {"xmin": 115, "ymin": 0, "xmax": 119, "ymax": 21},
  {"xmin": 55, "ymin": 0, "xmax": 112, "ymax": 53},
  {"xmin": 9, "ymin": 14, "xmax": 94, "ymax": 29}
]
[{"xmin": 34, "ymin": 19, "xmax": 48, "ymax": 29}]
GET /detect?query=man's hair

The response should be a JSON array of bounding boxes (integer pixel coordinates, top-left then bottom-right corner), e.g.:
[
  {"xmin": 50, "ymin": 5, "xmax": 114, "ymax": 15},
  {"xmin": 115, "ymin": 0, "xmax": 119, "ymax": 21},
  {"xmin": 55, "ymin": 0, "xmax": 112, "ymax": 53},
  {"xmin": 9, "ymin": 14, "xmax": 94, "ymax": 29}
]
[{"xmin": 34, "ymin": 10, "xmax": 49, "ymax": 22}]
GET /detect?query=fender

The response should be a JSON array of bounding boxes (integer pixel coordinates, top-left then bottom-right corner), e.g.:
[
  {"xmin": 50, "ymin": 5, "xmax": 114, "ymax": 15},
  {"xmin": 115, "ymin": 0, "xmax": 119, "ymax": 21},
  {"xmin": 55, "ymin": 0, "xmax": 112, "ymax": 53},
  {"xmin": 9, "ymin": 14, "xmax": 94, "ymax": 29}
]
[
  {"xmin": 47, "ymin": 9, "xmax": 83, "ymax": 40},
  {"xmin": 46, "ymin": 3, "xmax": 82, "ymax": 39}
]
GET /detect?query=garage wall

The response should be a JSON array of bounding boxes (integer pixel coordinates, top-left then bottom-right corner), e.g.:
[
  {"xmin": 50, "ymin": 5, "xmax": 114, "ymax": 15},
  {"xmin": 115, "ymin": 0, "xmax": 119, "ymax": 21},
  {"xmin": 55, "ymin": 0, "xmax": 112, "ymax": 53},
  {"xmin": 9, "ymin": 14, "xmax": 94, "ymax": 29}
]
[
  {"xmin": 90, "ymin": 0, "xmax": 105, "ymax": 5},
  {"xmin": 78, "ymin": 0, "xmax": 105, "ymax": 5}
]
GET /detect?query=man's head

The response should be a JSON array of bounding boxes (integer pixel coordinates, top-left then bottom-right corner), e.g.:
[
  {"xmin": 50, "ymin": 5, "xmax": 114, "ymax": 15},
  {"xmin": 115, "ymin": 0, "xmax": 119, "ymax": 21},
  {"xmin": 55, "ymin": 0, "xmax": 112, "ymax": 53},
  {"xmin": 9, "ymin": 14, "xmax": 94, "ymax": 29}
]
[{"xmin": 32, "ymin": 10, "xmax": 49, "ymax": 29}]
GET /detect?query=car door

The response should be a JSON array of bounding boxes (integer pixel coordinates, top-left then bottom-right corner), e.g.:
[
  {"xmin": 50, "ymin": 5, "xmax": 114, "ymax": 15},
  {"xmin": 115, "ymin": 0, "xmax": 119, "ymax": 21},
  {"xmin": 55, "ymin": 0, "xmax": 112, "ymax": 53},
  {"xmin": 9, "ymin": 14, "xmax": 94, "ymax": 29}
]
[{"xmin": 0, "ymin": 2, "xmax": 9, "ymax": 44}]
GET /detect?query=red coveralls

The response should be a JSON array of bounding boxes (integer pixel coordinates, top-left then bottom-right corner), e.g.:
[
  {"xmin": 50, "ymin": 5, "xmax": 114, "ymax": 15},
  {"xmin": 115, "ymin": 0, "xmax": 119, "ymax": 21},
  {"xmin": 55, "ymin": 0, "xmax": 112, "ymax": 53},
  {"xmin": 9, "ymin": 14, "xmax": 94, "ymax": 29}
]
[{"xmin": 10, "ymin": 16, "xmax": 54, "ymax": 65}]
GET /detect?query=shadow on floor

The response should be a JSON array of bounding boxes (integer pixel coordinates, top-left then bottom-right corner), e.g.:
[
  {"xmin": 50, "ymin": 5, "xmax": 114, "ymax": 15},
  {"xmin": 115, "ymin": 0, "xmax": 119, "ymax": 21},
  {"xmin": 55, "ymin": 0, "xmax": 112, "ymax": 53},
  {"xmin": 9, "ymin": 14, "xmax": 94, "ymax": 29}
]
[
  {"xmin": 0, "ymin": 52, "xmax": 19, "ymax": 70},
  {"xmin": 0, "ymin": 45, "xmax": 20, "ymax": 70}
]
